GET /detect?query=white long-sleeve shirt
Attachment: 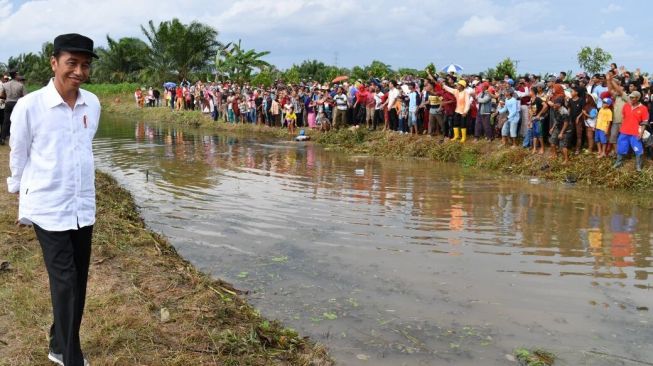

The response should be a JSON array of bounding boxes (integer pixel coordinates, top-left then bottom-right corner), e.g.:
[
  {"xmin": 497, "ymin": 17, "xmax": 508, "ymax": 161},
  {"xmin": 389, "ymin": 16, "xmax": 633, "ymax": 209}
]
[{"xmin": 7, "ymin": 79, "xmax": 101, "ymax": 231}]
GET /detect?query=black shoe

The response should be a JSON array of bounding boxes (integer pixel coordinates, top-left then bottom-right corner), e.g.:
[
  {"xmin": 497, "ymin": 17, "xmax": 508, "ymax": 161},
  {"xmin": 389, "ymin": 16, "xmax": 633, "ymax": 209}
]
[{"xmin": 0, "ymin": 139, "xmax": 5, "ymax": 145}]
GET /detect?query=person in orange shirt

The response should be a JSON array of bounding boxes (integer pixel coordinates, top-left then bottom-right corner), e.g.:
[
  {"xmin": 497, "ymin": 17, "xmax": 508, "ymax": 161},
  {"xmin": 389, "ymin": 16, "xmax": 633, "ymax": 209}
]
[{"xmin": 441, "ymin": 79, "xmax": 471, "ymax": 142}]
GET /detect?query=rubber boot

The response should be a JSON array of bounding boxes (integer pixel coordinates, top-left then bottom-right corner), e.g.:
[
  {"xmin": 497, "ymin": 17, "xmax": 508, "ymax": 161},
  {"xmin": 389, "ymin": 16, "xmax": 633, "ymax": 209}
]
[
  {"xmin": 453, "ymin": 128, "xmax": 460, "ymax": 141},
  {"xmin": 613, "ymin": 154, "xmax": 624, "ymax": 169},
  {"xmin": 460, "ymin": 128, "xmax": 467, "ymax": 143},
  {"xmin": 636, "ymin": 155, "xmax": 643, "ymax": 172}
]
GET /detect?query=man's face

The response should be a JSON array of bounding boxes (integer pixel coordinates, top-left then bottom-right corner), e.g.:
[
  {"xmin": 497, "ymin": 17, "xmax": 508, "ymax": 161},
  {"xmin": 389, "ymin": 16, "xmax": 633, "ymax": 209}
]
[
  {"xmin": 630, "ymin": 96, "xmax": 639, "ymax": 106},
  {"xmin": 51, "ymin": 51, "xmax": 92, "ymax": 91}
]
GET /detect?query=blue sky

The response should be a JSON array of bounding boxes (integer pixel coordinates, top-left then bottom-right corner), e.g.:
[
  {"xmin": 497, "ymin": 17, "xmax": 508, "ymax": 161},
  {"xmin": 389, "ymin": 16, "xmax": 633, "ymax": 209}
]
[{"xmin": 1, "ymin": 0, "xmax": 651, "ymax": 74}]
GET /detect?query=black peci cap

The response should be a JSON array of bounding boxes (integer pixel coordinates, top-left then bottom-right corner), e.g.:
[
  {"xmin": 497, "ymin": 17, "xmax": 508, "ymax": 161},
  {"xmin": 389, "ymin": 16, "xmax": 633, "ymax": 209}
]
[{"xmin": 53, "ymin": 33, "xmax": 98, "ymax": 58}]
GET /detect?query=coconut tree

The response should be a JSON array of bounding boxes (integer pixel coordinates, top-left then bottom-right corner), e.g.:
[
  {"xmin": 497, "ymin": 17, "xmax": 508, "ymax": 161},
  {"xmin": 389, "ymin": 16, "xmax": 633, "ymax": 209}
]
[
  {"xmin": 7, "ymin": 42, "xmax": 53, "ymax": 86},
  {"xmin": 140, "ymin": 18, "xmax": 221, "ymax": 83},
  {"xmin": 93, "ymin": 36, "xmax": 149, "ymax": 83},
  {"xmin": 216, "ymin": 39, "xmax": 271, "ymax": 83}
]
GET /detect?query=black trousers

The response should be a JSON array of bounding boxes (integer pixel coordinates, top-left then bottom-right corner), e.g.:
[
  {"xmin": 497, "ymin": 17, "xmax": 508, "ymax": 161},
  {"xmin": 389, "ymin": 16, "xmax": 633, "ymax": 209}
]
[
  {"xmin": 445, "ymin": 114, "xmax": 454, "ymax": 137},
  {"xmin": 296, "ymin": 111, "xmax": 304, "ymax": 127},
  {"xmin": 1, "ymin": 101, "xmax": 16, "ymax": 142},
  {"xmin": 34, "ymin": 224, "xmax": 93, "ymax": 366},
  {"xmin": 373, "ymin": 109, "xmax": 383, "ymax": 130},
  {"xmin": 389, "ymin": 108, "xmax": 398, "ymax": 131}
]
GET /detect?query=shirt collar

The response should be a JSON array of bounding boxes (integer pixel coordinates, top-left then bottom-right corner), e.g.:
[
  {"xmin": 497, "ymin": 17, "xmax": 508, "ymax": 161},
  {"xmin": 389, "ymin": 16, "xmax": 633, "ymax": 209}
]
[{"xmin": 44, "ymin": 79, "xmax": 87, "ymax": 109}]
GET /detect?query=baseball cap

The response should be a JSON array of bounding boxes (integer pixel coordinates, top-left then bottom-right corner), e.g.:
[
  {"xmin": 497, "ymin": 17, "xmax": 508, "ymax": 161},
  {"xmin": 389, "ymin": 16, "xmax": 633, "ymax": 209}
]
[
  {"xmin": 629, "ymin": 91, "xmax": 641, "ymax": 99},
  {"xmin": 457, "ymin": 80, "xmax": 467, "ymax": 87},
  {"xmin": 602, "ymin": 97, "xmax": 612, "ymax": 106}
]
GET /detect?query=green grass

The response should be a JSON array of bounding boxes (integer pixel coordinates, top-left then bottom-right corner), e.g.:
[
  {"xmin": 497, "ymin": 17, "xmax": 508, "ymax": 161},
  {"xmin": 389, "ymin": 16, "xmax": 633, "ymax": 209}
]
[
  {"xmin": 25, "ymin": 82, "xmax": 142, "ymax": 97},
  {"xmin": 514, "ymin": 347, "xmax": 556, "ymax": 366}
]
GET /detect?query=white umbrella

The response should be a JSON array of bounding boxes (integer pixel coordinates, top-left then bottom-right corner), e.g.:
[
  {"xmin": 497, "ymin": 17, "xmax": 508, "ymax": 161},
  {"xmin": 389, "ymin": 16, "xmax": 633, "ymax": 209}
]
[{"xmin": 441, "ymin": 63, "xmax": 464, "ymax": 74}]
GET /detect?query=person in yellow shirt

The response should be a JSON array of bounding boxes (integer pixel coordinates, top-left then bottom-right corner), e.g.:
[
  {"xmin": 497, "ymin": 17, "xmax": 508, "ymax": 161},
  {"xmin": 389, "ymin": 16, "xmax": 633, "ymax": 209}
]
[
  {"xmin": 595, "ymin": 98, "xmax": 613, "ymax": 158},
  {"xmin": 285, "ymin": 105, "xmax": 297, "ymax": 135}
]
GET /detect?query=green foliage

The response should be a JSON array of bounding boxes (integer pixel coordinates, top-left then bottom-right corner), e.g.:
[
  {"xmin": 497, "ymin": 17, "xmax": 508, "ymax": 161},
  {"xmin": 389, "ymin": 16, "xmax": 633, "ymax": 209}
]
[
  {"xmin": 577, "ymin": 46, "xmax": 612, "ymax": 75},
  {"xmin": 8, "ymin": 42, "xmax": 54, "ymax": 86},
  {"xmin": 495, "ymin": 58, "xmax": 517, "ymax": 79},
  {"xmin": 140, "ymin": 18, "xmax": 221, "ymax": 84},
  {"xmin": 216, "ymin": 39, "xmax": 271, "ymax": 83},
  {"xmin": 350, "ymin": 65, "xmax": 367, "ymax": 82},
  {"xmin": 424, "ymin": 63, "xmax": 437, "ymax": 76},
  {"xmin": 281, "ymin": 67, "xmax": 300, "ymax": 84},
  {"xmin": 93, "ymin": 36, "xmax": 149, "ymax": 83},
  {"xmin": 316, "ymin": 128, "xmax": 369, "ymax": 148},
  {"xmin": 83, "ymin": 83, "xmax": 142, "ymax": 97},
  {"xmin": 283, "ymin": 59, "xmax": 343, "ymax": 83},
  {"xmin": 514, "ymin": 348, "xmax": 555, "ymax": 366},
  {"xmin": 367, "ymin": 60, "xmax": 394, "ymax": 79},
  {"xmin": 482, "ymin": 67, "xmax": 497, "ymax": 81},
  {"xmin": 251, "ymin": 68, "xmax": 279, "ymax": 87},
  {"xmin": 397, "ymin": 67, "xmax": 425, "ymax": 79}
]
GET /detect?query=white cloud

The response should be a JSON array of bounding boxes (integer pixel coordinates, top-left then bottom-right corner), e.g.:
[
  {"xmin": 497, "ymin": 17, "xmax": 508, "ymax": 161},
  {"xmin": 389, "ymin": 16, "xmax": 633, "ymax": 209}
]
[
  {"xmin": 457, "ymin": 15, "xmax": 508, "ymax": 37},
  {"xmin": 601, "ymin": 3, "xmax": 622, "ymax": 13},
  {"xmin": 0, "ymin": 0, "xmax": 12, "ymax": 18},
  {"xmin": 600, "ymin": 26, "xmax": 631, "ymax": 41}
]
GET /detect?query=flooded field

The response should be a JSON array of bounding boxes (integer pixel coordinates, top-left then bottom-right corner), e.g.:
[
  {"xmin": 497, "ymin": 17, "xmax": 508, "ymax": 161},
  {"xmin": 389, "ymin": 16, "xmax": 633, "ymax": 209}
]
[{"xmin": 94, "ymin": 115, "xmax": 653, "ymax": 365}]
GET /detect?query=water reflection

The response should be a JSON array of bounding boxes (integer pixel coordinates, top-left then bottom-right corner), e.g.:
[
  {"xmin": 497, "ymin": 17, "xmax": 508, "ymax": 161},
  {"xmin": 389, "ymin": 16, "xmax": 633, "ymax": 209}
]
[{"xmin": 95, "ymin": 117, "xmax": 653, "ymax": 366}]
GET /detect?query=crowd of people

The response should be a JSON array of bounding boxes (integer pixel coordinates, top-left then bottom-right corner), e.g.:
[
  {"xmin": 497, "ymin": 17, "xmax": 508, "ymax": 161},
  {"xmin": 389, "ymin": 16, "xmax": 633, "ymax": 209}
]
[{"xmin": 136, "ymin": 62, "xmax": 652, "ymax": 171}]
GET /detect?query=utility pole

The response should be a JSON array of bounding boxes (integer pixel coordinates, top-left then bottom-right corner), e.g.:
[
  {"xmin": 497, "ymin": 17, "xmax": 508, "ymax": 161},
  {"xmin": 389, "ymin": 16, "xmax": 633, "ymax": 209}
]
[{"xmin": 334, "ymin": 52, "xmax": 338, "ymax": 68}]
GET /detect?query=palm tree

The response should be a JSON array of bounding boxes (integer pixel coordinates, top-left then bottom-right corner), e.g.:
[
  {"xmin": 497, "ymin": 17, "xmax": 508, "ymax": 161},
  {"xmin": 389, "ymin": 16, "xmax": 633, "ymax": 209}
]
[
  {"xmin": 216, "ymin": 39, "xmax": 271, "ymax": 83},
  {"xmin": 140, "ymin": 18, "xmax": 222, "ymax": 83},
  {"xmin": 7, "ymin": 42, "xmax": 53, "ymax": 86},
  {"xmin": 93, "ymin": 36, "xmax": 149, "ymax": 83}
]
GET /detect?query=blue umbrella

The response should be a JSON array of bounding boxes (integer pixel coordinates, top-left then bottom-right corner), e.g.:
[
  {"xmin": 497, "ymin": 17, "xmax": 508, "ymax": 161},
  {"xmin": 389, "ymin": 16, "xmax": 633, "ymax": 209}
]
[
  {"xmin": 163, "ymin": 82, "xmax": 176, "ymax": 88},
  {"xmin": 441, "ymin": 64, "xmax": 464, "ymax": 74},
  {"xmin": 370, "ymin": 77, "xmax": 382, "ymax": 88}
]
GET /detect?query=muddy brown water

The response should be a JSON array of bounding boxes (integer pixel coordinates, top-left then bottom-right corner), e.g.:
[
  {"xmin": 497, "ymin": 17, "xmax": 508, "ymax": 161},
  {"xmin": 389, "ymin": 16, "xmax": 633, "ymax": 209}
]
[{"xmin": 94, "ymin": 115, "xmax": 653, "ymax": 366}]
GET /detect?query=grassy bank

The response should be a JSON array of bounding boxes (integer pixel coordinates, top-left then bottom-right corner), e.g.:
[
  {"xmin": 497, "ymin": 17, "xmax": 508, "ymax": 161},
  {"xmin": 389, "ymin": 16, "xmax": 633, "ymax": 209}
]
[
  {"xmin": 103, "ymin": 93, "xmax": 653, "ymax": 192},
  {"xmin": 0, "ymin": 149, "xmax": 332, "ymax": 365}
]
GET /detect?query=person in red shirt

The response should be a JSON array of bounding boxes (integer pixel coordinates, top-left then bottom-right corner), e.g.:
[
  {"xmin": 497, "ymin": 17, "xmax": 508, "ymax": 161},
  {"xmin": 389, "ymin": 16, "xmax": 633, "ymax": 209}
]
[
  {"xmin": 354, "ymin": 84, "xmax": 368, "ymax": 126},
  {"xmin": 441, "ymin": 89, "xmax": 456, "ymax": 139},
  {"xmin": 614, "ymin": 91, "xmax": 650, "ymax": 171},
  {"xmin": 175, "ymin": 87, "xmax": 183, "ymax": 111}
]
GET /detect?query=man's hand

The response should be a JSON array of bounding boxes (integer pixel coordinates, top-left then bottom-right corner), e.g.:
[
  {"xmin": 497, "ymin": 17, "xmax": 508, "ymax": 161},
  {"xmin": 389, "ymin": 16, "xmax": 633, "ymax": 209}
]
[
  {"xmin": 14, "ymin": 219, "xmax": 31, "ymax": 228},
  {"xmin": 558, "ymin": 132, "xmax": 564, "ymax": 140}
]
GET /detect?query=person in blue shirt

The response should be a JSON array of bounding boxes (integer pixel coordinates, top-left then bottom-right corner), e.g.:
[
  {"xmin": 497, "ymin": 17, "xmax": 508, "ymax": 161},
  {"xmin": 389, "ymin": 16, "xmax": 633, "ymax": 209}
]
[
  {"xmin": 592, "ymin": 74, "xmax": 608, "ymax": 108},
  {"xmin": 497, "ymin": 88, "xmax": 520, "ymax": 147}
]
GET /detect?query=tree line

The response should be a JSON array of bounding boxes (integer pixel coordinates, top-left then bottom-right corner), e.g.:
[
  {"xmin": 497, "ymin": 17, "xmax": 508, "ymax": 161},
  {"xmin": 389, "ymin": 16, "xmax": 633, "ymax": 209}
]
[{"xmin": 0, "ymin": 18, "xmax": 614, "ymax": 87}]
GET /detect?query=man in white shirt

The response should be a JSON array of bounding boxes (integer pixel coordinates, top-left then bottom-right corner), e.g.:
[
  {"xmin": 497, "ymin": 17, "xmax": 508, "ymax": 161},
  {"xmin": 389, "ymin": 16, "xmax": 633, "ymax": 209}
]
[
  {"xmin": 382, "ymin": 80, "xmax": 400, "ymax": 131},
  {"xmin": 7, "ymin": 33, "xmax": 100, "ymax": 366}
]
